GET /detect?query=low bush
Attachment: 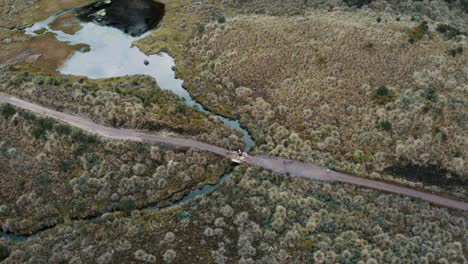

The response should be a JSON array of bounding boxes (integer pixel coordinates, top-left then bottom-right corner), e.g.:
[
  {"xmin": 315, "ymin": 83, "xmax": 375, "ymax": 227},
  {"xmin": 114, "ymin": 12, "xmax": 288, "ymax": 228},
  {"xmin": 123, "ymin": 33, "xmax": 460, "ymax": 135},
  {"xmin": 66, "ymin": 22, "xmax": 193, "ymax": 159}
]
[
  {"xmin": 407, "ymin": 21, "xmax": 429, "ymax": 44},
  {"xmin": 377, "ymin": 120, "xmax": 392, "ymax": 132},
  {"xmin": 0, "ymin": 104, "xmax": 16, "ymax": 119},
  {"xmin": 0, "ymin": 243, "xmax": 9, "ymax": 262},
  {"xmin": 373, "ymin": 85, "xmax": 396, "ymax": 105},
  {"xmin": 448, "ymin": 47, "xmax": 463, "ymax": 57},
  {"xmin": 436, "ymin": 24, "xmax": 466, "ymax": 39}
]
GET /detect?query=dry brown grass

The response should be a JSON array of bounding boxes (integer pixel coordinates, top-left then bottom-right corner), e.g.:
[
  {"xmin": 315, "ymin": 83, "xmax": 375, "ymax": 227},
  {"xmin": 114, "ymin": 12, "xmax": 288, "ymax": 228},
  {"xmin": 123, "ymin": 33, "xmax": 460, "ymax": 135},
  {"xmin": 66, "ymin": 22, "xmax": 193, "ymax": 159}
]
[
  {"xmin": 0, "ymin": 32, "xmax": 81, "ymax": 72},
  {"xmin": 48, "ymin": 13, "xmax": 82, "ymax": 35},
  {"xmin": 0, "ymin": 0, "xmax": 93, "ymax": 29},
  {"xmin": 182, "ymin": 10, "xmax": 467, "ymax": 193}
]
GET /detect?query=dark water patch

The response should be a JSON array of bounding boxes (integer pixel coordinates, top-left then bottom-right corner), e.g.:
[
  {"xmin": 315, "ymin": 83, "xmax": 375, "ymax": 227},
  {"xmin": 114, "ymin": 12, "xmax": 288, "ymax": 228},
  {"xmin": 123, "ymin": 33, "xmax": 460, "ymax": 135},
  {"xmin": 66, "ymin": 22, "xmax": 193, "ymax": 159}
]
[
  {"xmin": 384, "ymin": 164, "xmax": 466, "ymax": 187},
  {"xmin": 0, "ymin": 231, "xmax": 28, "ymax": 242},
  {"xmin": 77, "ymin": 0, "xmax": 165, "ymax": 36}
]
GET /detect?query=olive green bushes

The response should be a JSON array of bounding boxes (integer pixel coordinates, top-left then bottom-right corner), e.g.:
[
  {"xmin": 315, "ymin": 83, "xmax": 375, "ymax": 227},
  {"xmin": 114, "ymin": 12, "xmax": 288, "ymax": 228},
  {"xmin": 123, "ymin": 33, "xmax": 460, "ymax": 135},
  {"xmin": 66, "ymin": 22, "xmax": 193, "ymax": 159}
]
[
  {"xmin": 4, "ymin": 166, "xmax": 467, "ymax": 263},
  {"xmin": 0, "ymin": 70, "xmax": 245, "ymax": 150},
  {"xmin": 181, "ymin": 11, "xmax": 467, "ymax": 198},
  {"xmin": 0, "ymin": 104, "xmax": 230, "ymax": 235},
  {"xmin": 227, "ymin": 0, "xmax": 467, "ymax": 29}
]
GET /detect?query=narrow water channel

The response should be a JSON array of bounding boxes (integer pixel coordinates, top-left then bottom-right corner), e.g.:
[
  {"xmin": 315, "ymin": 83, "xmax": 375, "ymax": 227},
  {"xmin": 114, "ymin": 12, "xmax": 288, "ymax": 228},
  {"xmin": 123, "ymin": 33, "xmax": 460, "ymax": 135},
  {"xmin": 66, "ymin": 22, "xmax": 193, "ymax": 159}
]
[
  {"xmin": 25, "ymin": 12, "xmax": 255, "ymax": 151},
  {"xmin": 1, "ymin": 5, "xmax": 254, "ymax": 241}
]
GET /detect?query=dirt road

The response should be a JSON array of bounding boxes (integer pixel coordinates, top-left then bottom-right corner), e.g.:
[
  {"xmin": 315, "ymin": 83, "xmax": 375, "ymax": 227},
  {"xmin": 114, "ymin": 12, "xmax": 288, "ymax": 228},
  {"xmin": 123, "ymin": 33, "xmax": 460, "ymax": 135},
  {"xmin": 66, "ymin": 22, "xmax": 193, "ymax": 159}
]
[{"xmin": 1, "ymin": 95, "xmax": 467, "ymax": 211}]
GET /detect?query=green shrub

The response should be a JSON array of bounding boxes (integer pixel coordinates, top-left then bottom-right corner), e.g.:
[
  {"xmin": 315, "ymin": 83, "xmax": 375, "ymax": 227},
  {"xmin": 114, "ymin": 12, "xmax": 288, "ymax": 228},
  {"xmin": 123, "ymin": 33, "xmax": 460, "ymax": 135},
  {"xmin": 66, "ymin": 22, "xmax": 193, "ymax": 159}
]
[
  {"xmin": 71, "ymin": 130, "xmax": 98, "ymax": 144},
  {"xmin": 377, "ymin": 120, "xmax": 392, "ymax": 131},
  {"xmin": 175, "ymin": 102, "xmax": 188, "ymax": 114},
  {"xmin": 36, "ymin": 117, "xmax": 54, "ymax": 130},
  {"xmin": 9, "ymin": 72, "xmax": 32, "ymax": 86},
  {"xmin": 364, "ymin": 42, "xmax": 374, "ymax": 49},
  {"xmin": 376, "ymin": 85, "xmax": 389, "ymax": 96},
  {"xmin": 0, "ymin": 104, "xmax": 16, "ymax": 119},
  {"xmin": 46, "ymin": 76, "xmax": 63, "ymax": 86},
  {"xmin": 176, "ymin": 210, "xmax": 192, "ymax": 219},
  {"xmin": 54, "ymin": 124, "xmax": 72, "ymax": 135},
  {"xmin": 217, "ymin": 16, "xmax": 226, "ymax": 23},
  {"xmin": 372, "ymin": 215, "xmax": 390, "ymax": 230},
  {"xmin": 422, "ymin": 88, "xmax": 438, "ymax": 102},
  {"xmin": 72, "ymin": 143, "xmax": 88, "ymax": 157},
  {"xmin": 119, "ymin": 199, "xmax": 136, "ymax": 212},
  {"xmin": 316, "ymin": 218, "xmax": 336, "ymax": 233},
  {"xmin": 433, "ymin": 127, "xmax": 448, "ymax": 141},
  {"xmin": 448, "ymin": 47, "xmax": 463, "ymax": 57},
  {"xmin": 60, "ymin": 159, "xmax": 73, "ymax": 172},
  {"xmin": 436, "ymin": 24, "xmax": 466, "ymax": 39},
  {"xmin": 35, "ymin": 174, "xmax": 51, "ymax": 186},
  {"xmin": 407, "ymin": 21, "xmax": 428, "ymax": 43},
  {"xmin": 31, "ymin": 126, "xmax": 47, "ymax": 140},
  {"xmin": 31, "ymin": 117, "xmax": 55, "ymax": 140},
  {"xmin": 21, "ymin": 111, "xmax": 37, "ymax": 121},
  {"xmin": 373, "ymin": 85, "xmax": 396, "ymax": 105},
  {"xmin": 86, "ymin": 154, "xmax": 99, "ymax": 170},
  {"xmin": 0, "ymin": 243, "xmax": 9, "ymax": 262}
]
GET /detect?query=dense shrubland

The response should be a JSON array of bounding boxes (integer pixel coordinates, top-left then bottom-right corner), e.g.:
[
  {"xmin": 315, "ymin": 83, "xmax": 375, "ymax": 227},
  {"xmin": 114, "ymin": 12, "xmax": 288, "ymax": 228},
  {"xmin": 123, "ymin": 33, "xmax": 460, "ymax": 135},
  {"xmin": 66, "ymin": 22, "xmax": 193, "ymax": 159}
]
[
  {"xmin": 3, "ymin": 166, "xmax": 467, "ymax": 263},
  {"xmin": 133, "ymin": 0, "xmax": 468, "ymax": 196},
  {"xmin": 227, "ymin": 0, "xmax": 468, "ymax": 29},
  {"xmin": 0, "ymin": 70, "xmax": 245, "ymax": 150},
  {"xmin": 178, "ymin": 10, "xmax": 467, "ymax": 198},
  {"xmin": 0, "ymin": 1, "xmax": 466, "ymax": 262},
  {"xmin": 0, "ymin": 104, "xmax": 231, "ymax": 235}
]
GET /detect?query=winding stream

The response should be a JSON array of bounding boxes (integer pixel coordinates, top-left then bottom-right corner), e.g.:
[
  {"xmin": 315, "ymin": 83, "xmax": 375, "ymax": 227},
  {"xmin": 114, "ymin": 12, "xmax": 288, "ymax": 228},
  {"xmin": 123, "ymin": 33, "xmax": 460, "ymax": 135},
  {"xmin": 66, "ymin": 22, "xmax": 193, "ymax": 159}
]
[
  {"xmin": 25, "ymin": 11, "xmax": 254, "ymax": 151},
  {"xmin": 2, "ymin": 2, "xmax": 468, "ymax": 244},
  {"xmin": 1, "ymin": 8, "xmax": 253, "ymax": 241}
]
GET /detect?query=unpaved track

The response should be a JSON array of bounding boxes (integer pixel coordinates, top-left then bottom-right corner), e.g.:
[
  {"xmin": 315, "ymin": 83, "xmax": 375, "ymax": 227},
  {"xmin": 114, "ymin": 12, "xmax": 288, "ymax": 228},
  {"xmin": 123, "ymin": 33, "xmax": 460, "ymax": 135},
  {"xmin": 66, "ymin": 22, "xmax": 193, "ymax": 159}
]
[{"xmin": 1, "ymin": 95, "xmax": 467, "ymax": 211}]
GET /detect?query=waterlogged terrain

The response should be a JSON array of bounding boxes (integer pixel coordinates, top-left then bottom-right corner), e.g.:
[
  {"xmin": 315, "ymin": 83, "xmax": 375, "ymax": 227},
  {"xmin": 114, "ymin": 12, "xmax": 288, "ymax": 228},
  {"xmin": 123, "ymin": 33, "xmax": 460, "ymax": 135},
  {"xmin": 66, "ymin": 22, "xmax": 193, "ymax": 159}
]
[
  {"xmin": 0, "ymin": 1, "xmax": 254, "ymax": 241},
  {"xmin": 1, "ymin": 0, "xmax": 467, "ymax": 263},
  {"xmin": 25, "ymin": 8, "xmax": 254, "ymax": 150}
]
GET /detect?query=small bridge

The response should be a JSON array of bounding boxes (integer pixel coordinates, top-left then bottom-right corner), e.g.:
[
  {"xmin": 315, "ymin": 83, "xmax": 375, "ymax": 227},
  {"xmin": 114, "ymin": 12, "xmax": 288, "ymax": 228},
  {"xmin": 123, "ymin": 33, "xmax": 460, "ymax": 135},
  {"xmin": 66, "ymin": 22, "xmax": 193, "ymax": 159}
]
[{"xmin": 227, "ymin": 151, "xmax": 254, "ymax": 164}]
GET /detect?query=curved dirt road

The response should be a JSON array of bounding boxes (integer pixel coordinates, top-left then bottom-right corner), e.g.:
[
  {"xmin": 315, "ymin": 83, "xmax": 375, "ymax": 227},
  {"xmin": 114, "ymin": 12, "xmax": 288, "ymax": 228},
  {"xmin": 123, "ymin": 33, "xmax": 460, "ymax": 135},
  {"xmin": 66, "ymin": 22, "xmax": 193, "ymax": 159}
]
[{"xmin": 1, "ymin": 95, "xmax": 467, "ymax": 211}]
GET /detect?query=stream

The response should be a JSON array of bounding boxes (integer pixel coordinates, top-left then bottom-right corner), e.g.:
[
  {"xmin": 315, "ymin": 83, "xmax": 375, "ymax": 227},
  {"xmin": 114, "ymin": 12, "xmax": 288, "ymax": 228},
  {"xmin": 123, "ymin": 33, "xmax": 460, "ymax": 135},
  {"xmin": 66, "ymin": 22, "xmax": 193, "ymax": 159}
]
[{"xmin": 1, "ymin": 7, "xmax": 254, "ymax": 241}]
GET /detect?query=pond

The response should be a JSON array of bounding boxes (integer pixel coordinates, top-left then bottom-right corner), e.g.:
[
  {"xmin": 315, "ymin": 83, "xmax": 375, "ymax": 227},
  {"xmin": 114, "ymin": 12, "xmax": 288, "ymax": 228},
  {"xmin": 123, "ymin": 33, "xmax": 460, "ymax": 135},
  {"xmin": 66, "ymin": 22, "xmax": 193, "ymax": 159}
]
[
  {"xmin": 24, "ymin": 1, "xmax": 254, "ymax": 151},
  {"xmin": 1, "ymin": 0, "xmax": 254, "ymax": 241},
  {"xmin": 77, "ymin": 0, "xmax": 165, "ymax": 37}
]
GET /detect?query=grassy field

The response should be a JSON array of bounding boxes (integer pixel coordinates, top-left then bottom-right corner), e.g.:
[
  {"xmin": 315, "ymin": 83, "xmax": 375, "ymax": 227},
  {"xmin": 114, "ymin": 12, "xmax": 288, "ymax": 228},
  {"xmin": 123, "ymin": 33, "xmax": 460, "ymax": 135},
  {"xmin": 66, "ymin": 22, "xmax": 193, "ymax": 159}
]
[
  {"xmin": 131, "ymin": 1, "xmax": 467, "ymax": 197},
  {"xmin": 0, "ymin": 70, "xmax": 245, "ymax": 150},
  {"xmin": 0, "ymin": 0, "xmax": 95, "ymax": 74},
  {"xmin": 0, "ymin": 0, "xmax": 467, "ymax": 262},
  {"xmin": 178, "ymin": 9, "xmax": 467, "ymax": 198},
  {"xmin": 3, "ymin": 166, "xmax": 467, "ymax": 263}
]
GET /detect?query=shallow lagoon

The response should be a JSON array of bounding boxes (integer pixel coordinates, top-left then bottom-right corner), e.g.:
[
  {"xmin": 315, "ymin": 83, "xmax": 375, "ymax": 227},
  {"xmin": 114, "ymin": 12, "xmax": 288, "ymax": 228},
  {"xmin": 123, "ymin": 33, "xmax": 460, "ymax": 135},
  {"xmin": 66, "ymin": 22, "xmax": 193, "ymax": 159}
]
[{"xmin": 24, "ymin": 10, "xmax": 254, "ymax": 151}]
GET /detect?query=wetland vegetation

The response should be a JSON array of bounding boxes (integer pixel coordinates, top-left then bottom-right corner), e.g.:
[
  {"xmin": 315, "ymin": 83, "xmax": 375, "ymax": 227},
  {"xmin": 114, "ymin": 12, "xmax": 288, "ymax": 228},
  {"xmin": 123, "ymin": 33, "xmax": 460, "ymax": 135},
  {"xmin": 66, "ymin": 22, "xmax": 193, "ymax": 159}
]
[{"xmin": 0, "ymin": 0, "xmax": 467, "ymax": 263}]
